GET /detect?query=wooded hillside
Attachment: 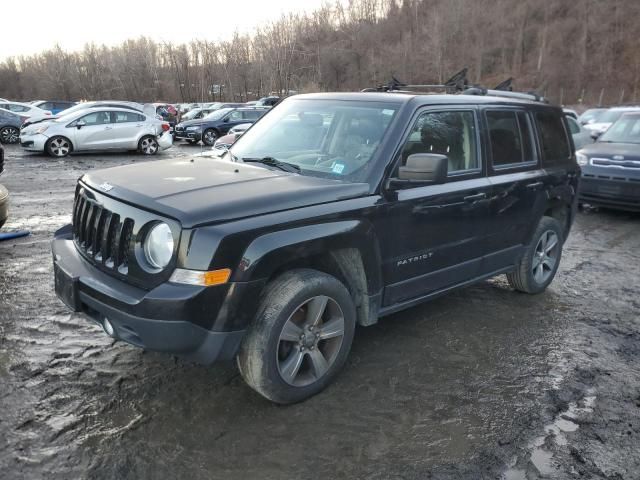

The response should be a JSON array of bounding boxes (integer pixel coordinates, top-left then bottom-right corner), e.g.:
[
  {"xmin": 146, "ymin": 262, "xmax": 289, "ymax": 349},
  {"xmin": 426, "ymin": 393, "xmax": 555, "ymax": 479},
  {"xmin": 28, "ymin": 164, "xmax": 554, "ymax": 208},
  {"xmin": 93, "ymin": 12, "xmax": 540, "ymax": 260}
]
[{"xmin": 1, "ymin": 0, "xmax": 638, "ymax": 105}]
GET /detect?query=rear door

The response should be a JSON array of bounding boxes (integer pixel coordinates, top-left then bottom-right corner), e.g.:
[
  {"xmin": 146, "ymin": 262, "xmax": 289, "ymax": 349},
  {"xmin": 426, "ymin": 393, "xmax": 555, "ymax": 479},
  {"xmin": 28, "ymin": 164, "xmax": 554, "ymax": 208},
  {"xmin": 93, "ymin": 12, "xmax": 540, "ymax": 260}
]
[
  {"xmin": 376, "ymin": 107, "xmax": 493, "ymax": 307},
  {"xmin": 483, "ymin": 108, "xmax": 546, "ymax": 271},
  {"xmin": 111, "ymin": 111, "xmax": 146, "ymax": 148}
]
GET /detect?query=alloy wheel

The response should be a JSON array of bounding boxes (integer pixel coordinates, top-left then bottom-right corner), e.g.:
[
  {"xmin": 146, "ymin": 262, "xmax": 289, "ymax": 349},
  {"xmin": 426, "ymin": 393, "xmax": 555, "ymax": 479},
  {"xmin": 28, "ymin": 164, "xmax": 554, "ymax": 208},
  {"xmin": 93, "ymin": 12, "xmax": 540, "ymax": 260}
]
[
  {"xmin": 140, "ymin": 137, "xmax": 158, "ymax": 154},
  {"xmin": 277, "ymin": 295, "xmax": 345, "ymax": 387},
  {"xmin": 49, "ymin": 137, "xmax": 71, "ymax": 156},
  {"xmin": 1, "ymin": 127, "xmax": 19, "ymax": 144},
  {"xmin": 532, "ymin": 230, "xmax": 559, "ymax": 284},
  {"xmin": 203, "ymin": 130, "xmax": 217, "ymax": 146}
]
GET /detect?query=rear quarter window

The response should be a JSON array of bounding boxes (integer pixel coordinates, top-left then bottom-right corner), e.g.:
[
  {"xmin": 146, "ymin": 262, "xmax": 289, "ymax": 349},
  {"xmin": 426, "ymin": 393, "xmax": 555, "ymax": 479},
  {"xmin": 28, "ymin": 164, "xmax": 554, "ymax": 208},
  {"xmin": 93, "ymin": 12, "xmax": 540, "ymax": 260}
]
[{"xmin": 535, "ymin": 111, "xmax": 571, "ymax": 166}]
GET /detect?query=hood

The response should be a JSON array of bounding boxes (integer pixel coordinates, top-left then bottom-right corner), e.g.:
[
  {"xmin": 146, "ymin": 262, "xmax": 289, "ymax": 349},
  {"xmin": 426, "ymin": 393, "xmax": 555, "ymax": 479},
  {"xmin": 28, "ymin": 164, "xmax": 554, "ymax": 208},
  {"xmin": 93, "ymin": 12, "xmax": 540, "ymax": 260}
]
[
  {"xmin": 584, "ymin": 122, "xmax": 611, "ymax": 132},
  {"xmin": 177, "ymin": 118, "xmax": 207, "ymax": 128},
  {"xmin": 81, "ymin": 157, "xmax": 370, "ymax": 228},
  {"xmin": 579, "ymin": 142, "xmax": 640, "ymax": 162}
]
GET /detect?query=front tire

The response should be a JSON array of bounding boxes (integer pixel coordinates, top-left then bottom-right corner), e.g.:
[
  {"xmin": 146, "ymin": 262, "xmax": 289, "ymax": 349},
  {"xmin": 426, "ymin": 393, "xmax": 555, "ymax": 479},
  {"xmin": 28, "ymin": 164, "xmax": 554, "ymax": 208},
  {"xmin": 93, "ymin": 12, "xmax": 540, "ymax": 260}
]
[
  {"xmin": 237, "ymin": 269, "xmax": 356, "ymax": 404},
  {"xmin": 138, "ymin": 135, "xmax": 159, "ymax": 155},
  {"xmin": 202, "ymin": 129, "xmax": 218, "ymax": 146},
  {"xmin": 0, "ymin": 126, "xmax": 19, "ymax": 144},
  {"xmin": 507, "ymin": 216, "xmax": 564, "ymax": 294},
  {"xmin": 46, "ymin": 136, "xmax": 72, "ymax": 157}
]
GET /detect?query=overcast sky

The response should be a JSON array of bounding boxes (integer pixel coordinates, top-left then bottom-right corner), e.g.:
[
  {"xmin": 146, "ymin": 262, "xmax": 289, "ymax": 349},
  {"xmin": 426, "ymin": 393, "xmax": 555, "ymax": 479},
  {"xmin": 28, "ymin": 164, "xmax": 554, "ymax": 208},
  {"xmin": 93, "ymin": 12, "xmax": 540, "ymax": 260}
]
[{"xmin": 0, "ymin": 0, "xmax": 327, "ymax": 60}]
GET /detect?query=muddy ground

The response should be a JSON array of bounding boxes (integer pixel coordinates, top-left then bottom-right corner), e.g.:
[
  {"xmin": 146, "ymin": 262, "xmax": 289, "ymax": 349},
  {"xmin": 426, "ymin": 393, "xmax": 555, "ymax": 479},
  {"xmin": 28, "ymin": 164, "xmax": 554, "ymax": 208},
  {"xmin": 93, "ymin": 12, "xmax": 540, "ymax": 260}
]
[{"xmin": 0, "ymin": 142, "xmax": 639, "ymax": 480}]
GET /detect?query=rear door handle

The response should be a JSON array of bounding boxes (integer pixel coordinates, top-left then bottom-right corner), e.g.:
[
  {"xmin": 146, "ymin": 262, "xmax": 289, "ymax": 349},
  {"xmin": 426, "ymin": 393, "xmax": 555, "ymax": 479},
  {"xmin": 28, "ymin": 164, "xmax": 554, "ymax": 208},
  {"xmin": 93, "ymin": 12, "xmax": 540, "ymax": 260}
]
[
  {"xmin": 526, "ymin": 181, "xmax": 544, "ymax": 189},
  {"xmin": 463, "ymin": 193, "xmax": 487, "ymax": 202}
]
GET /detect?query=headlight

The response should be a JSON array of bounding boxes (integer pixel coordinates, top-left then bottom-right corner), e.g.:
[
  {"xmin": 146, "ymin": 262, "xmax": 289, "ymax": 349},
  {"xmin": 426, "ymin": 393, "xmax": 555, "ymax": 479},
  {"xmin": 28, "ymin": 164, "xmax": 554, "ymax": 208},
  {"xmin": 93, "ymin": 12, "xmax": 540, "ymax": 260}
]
[
  {"xmin": 35, "ymin": 125, "xmax": 49, "ymax": 134},
  {"xmin": 186, "ymin": 125, "xmax": 201, "ymax": 131},
  {"xmin": 144, "ymin": 223, "xmax": 174, "ymax": 269},
  {"xmin": 576, "ymin": 152, "xmax": 589, "ymax": 166}
]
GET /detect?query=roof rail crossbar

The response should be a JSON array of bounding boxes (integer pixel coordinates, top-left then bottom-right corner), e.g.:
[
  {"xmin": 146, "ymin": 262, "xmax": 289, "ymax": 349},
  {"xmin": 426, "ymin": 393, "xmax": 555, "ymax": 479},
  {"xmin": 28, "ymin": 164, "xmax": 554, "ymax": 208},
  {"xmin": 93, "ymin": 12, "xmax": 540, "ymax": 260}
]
[{"xmin": 362, "ymin": 68, "xmax": 470, "ymax": 94}]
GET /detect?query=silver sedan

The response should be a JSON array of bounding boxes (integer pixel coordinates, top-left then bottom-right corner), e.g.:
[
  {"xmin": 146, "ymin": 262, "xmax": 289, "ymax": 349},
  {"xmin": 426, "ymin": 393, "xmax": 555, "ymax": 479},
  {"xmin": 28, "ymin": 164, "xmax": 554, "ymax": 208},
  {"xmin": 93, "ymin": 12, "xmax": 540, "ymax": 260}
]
[{"xmin": 19, "ymin": 107, "xmax": 173, "ymax": 157}]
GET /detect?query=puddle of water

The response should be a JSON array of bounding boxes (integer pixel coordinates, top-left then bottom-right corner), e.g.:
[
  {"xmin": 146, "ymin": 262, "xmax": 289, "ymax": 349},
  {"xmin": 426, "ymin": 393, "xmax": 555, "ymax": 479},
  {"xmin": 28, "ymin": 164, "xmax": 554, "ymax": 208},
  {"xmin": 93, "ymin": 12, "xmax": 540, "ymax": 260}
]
[{"xmin": 502, "ymin": 391, "xmax": 596, "ymax": 479}]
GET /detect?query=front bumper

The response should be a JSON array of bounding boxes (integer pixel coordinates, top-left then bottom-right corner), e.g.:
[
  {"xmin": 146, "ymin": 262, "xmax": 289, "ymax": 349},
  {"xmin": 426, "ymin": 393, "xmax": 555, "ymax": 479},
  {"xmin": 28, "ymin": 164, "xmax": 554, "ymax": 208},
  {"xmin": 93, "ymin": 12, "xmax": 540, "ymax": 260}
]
[
  {"xmin": 51, "ymin": 228, "xmax": 256, "ymax": 364},
  {"xmin": 579, "ymin": 175, "xmax": 640, "ymax": 211},
  {"xmin": 19, "ymin": 133, "xmax": 48, "ymax": 152},
  {"xmin": 174, "ymin": 129, "xmax": 202, "ymax": 142}
]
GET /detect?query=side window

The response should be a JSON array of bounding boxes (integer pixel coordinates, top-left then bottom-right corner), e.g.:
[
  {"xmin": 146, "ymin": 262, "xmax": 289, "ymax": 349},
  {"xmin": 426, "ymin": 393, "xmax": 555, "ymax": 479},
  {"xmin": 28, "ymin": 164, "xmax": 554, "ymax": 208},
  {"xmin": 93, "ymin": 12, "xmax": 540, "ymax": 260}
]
[
  {"xmin": 566, "ymin": 117, "xmax": 580, "ymax": 134},
  {"xmin": 79, "ymin": 111, "xmax": 111, "ymax": 126},
  {"xmin": 535, "ymin": 111, "xmax": 571, "ymax": 164},
  {"xmin": 243, "ymin": 110, "xmax": 261, "ymax": 120},
  {"xmin": 228, "ymin": 111, "xmax": 243, "ymax": 121},
  {"xmin": 40, "ymin": 102, "xmax": 53, "ymax": 111},
  {"xmin": 113, "ymin": 111, "xmax": 142, "ymax": 123},
  {"xmin": 486, "ymin": 110, "xmax": 535, "ymax": 167},
  {"xmin": 55, "ymin": 102, "xmax": 70, "ymax": 111},
  {"xmin": 401, "ymin": 110, "xmax": 478, "ymax": 174}
]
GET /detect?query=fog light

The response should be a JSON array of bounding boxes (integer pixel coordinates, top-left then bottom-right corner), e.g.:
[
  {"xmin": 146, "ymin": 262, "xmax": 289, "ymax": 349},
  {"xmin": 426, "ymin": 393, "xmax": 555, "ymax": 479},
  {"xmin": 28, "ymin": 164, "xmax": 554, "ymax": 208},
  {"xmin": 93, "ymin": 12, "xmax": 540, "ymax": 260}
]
[{"xmin": 103, "ymin": 318, "xmax": 115, "ymax": 337}]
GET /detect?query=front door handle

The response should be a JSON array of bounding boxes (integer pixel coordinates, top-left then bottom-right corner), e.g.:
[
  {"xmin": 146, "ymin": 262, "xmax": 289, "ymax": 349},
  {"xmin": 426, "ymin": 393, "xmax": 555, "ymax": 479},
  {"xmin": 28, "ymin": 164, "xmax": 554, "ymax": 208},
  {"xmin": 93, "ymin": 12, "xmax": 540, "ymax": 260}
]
[
  {"xmin": 526, "ymin": 181, "xmax": 544, "ymax": 189},
  {"xmin": 104, "ymin": 126, "xmax": 113, "ymax": 130},
  {"xmin": 463, "ymin": 192, "xmax": 487, "ymax": 202}
]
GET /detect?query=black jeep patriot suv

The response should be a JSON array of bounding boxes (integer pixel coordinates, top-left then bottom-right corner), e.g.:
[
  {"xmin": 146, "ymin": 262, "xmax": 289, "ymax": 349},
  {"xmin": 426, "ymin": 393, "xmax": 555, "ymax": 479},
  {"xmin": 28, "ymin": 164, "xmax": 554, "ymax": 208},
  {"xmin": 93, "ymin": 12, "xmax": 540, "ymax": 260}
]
[{"xmin": 52, "ymin": 92, "xmax": 579, "ymax": 403}]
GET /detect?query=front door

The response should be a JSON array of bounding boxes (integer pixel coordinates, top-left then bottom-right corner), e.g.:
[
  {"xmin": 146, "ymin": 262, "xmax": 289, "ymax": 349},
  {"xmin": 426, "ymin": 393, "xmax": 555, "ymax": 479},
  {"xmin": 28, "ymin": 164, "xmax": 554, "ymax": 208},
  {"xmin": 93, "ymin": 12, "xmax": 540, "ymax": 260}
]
[
  {"xmin": 376, "ymin": 108, "xmax": 492, "ymax": 307},
  {"xmin": 70, "ymin": 110, "xmax": 115, "ymax": 150}
]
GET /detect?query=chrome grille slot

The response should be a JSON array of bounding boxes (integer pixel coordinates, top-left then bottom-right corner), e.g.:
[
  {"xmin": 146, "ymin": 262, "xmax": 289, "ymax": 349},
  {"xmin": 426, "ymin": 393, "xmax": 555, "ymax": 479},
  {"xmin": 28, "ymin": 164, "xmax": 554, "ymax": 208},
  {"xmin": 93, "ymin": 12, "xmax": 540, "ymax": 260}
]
[{"xmin": 72, "ymin": 188, "xmax": 134, "ymax": 273}]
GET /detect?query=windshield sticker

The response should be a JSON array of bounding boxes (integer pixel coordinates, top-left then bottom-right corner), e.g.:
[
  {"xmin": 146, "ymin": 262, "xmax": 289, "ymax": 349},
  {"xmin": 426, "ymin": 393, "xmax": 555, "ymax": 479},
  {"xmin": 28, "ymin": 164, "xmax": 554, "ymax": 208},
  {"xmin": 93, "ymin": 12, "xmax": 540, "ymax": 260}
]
[{"xmin": 332, "ymin": 163, "xmax": 345, "ymax": 174}]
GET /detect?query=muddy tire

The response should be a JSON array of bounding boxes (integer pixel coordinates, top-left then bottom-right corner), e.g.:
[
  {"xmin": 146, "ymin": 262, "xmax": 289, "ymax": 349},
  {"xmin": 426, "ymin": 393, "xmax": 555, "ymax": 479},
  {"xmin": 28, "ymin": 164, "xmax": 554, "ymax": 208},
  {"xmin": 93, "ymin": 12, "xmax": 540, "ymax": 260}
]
[
  {"xmin": 237, "ymin": 269, "xmax": 356, "ymax": 404},
  {"xmin": 46, "ymin": 136, "xmax": 73, "ymax": 157},
  {"xmin": 138, "ymin": 135, "xmax": 159, "ymax": 155},
  {"xmin": 507, "ymin": 216, "xmax": 564, "ymax": 294}
]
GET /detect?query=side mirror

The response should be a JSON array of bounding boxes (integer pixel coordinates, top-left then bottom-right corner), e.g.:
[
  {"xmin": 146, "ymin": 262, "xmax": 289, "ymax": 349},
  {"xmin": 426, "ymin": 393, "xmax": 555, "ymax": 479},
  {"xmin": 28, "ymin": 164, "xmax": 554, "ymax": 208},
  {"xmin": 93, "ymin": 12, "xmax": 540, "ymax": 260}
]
[
  {"xmin": 76, "ymin": 120, "xmax": 86, "ymax": 129},
  {"xmin": 395, "ymin": 153, "xmax": 448, "ymax": 185},
  {"xmin": 590, "ymin": 130, "xmax": 602, "ymax": 140},
  {"xmin": 223, "ymin": 117, "xmax": 230, "ymax": 123}
]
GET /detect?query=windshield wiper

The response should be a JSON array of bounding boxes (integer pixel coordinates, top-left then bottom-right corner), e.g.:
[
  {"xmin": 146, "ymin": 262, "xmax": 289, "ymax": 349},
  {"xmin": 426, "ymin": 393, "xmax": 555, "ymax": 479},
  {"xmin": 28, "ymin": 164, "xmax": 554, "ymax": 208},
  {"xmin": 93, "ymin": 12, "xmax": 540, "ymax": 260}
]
[{"xmin": 242, "ymin": 157, "xmax": 301, "ymax": 173}]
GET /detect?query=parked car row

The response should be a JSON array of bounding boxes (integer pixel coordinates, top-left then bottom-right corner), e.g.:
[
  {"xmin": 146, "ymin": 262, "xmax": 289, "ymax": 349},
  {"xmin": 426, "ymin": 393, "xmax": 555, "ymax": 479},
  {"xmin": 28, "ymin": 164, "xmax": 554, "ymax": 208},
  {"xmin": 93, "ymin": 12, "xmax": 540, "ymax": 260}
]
[
  {"xmin": 174, "ymin": 106, "xmax": 269, "ymax": 145},
  {"xmin": 578, "ymin": 105, "xmax": 640, "ymax": 138}
]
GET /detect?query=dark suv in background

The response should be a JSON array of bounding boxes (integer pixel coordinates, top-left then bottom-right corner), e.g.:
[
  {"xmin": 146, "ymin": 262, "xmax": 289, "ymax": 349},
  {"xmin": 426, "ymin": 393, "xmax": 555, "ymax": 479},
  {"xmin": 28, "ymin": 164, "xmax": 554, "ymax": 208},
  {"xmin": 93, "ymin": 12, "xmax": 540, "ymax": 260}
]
[
  {"xmin": 52, "ymin": 91, "xmax": 578, "ymax": 404},
  {"xmin": 174, "ymin": 106, "xmax": 268, "ymax": 146},
  {"xmin": 578, "ymin": 112, "xmax": 640, "ymax": 211}
]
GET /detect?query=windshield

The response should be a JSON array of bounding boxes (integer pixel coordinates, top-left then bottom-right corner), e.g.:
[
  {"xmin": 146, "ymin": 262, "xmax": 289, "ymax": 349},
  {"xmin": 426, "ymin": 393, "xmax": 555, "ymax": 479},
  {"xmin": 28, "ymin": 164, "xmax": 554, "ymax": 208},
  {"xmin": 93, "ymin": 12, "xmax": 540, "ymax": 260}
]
[
  {"xmin": 182, "ymin": 108, "xmax": 202, "ymax": 120},
  {"xmin": 599, "ymin": 115, "xmax": 640, "ymax": 144},
  {"xmin": 579, "ymin": 109, "xmax": 606, "ymax": 124},
  {"xmin": 203, "ymin": 108, "xmax": 233, "ymax": 121},
  {"xmin": 598, "ymin": 109, "xmax": 640, "ymax": 124},
  {"xmin": 229, "ymin": 99, "xmax": 399, "ymax": 181}
]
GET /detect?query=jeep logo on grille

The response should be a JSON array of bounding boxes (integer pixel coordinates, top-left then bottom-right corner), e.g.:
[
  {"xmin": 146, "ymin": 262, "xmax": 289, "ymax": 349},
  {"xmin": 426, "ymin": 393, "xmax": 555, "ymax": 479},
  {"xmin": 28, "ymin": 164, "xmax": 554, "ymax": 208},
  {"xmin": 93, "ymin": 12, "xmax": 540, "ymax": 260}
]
[{"xmin": 98, "ymin": 182, "xmax": 114, "ymax": 192}]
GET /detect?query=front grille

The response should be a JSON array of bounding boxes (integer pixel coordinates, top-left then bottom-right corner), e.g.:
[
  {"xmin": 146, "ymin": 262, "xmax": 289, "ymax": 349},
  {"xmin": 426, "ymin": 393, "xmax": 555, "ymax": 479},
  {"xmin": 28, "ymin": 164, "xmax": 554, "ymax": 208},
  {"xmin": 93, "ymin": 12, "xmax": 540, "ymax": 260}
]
[
  {"xmin": 591, "ymin": 157, "xmax": 640, "ymax": 169},
  {"xmin": 73, "ymin": 188, "xmax": 134, "ymax": 274}
]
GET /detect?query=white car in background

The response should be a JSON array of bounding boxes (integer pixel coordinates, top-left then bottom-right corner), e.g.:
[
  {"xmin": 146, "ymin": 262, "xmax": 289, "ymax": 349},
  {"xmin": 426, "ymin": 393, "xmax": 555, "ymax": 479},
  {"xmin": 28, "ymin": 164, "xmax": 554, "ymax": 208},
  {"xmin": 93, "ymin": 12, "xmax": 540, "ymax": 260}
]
[
  {"xmin": 19, "ymin": 107, "xmax": 173, "ymax": 157},
  {"xmin": 0, "ymin": 101, "xmax": 52, "ymax": 120},
  {"xmin": 584, "ymin": 107, "xmax": 640, "ymax": 138}
]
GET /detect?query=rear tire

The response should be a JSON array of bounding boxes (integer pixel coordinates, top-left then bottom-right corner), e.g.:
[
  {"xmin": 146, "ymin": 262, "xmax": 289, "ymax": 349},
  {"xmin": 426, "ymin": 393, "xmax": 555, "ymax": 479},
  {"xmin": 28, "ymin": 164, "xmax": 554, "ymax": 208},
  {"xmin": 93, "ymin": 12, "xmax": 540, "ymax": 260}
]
[
  {"xmin": 507, "ymin": 216, "xmax": 564, "ymax": 294},
  {"xmin": 237, "ymin": 269, "xmax": 356, "ymax": 404},
  {"xmin": 0, "ymin": 126, "xmax": 19, "ymax": 144},
  {"xmin": 46, "ymin": 136, "xmax": 72, "ymax": 157},
  {"xmin": 138, "ymin": 135, "xmax": 159, "ymax": 155}
]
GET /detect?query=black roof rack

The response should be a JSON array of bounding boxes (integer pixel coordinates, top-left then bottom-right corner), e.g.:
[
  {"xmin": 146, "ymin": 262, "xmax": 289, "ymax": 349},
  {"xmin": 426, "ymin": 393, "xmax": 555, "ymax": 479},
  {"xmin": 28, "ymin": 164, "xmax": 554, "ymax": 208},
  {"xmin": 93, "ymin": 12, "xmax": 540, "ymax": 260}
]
[{"xmin": 361, "ymin": 68, "xmax": 548, "ymax": 104}]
